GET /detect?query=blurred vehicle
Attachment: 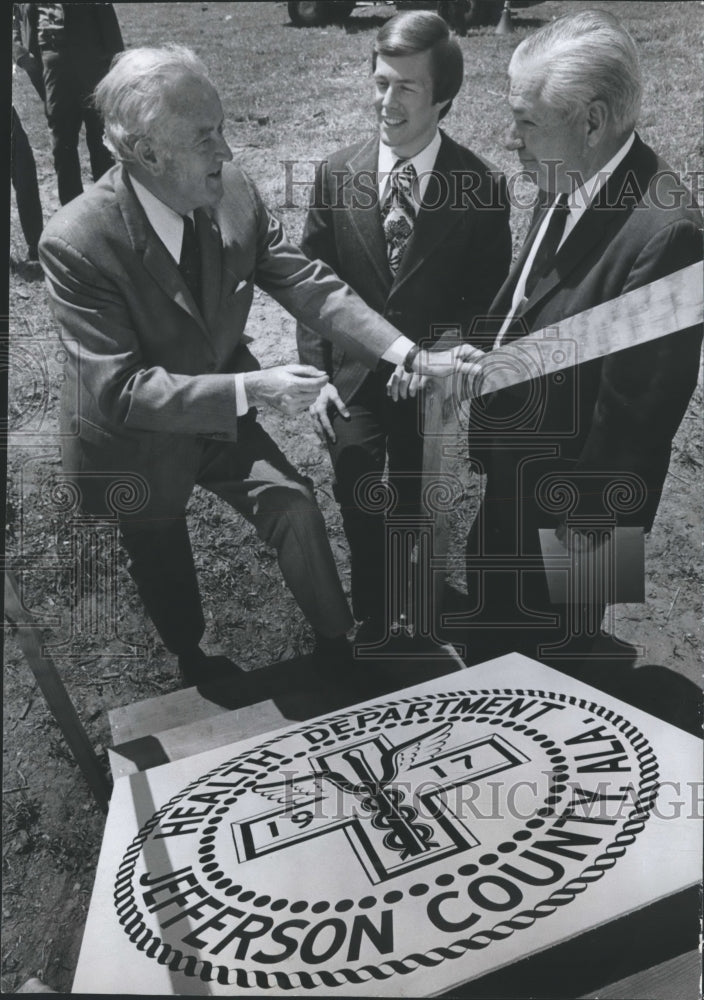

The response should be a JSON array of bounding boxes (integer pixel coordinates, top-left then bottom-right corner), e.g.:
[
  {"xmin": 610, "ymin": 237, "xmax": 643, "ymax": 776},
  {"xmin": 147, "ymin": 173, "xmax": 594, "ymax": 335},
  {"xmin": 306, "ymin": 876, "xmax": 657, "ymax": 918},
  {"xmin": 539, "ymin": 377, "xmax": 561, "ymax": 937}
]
[
  {"xmin": 287, "ymin": 0, "xmax": 356, "ymax": 26},
  {"xmin": 286, "ymin": 1, "xmax": 541, "ymax": 29}
]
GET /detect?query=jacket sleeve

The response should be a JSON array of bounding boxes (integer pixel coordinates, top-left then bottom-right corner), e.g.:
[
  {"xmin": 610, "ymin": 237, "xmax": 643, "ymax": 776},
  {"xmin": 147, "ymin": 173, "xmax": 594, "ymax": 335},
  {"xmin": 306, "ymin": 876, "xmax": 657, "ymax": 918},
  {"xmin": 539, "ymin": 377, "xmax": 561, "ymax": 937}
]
[
  {"xmin": 39, "ymin": 233, "xmax": 241, "ymax": 436},
  {"xmin": 574, "ymin": 217, "xmax": 703, "ymax": 525},
  {"xmin": 13, "ymin": 4, "xmax": 45, "ymax": 100},
  {"xmin": 295, "ymin": 159, "xmax": 335, "ymax": 374},
  {"xmin": 241, "ymin": 171, "xmax": 401, "ymax": 371}
]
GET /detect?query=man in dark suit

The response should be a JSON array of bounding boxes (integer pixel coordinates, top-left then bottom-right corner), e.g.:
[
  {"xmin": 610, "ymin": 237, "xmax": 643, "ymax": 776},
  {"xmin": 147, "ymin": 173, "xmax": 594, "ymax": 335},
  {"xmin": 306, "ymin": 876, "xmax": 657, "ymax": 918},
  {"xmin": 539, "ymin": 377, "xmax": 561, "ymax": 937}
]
[
  {"xmin": 39, "ymin": 45, "xmax": 478, "ymax": 685},
  {"xmin": 13, "ymin": 2, "xmax": 123, "ymax": 204},
  {"xmin": 465, "ymin": 9, "xmax": 702, "ymax": 664},
  {"xmin": 297, "ymin": 11, "xmax": 512, "ymax": 640},
  {"xmin": 11, "ymin": 106, "xmax": 43, "ymax": 261}
]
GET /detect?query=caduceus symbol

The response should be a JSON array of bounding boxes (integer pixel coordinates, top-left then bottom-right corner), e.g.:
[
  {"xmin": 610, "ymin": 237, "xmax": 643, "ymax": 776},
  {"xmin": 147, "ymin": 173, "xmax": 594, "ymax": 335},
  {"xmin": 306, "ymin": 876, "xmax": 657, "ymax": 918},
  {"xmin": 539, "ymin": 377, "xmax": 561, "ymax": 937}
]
[{"xmin": 254, "ymin": 723, "xmax": 453, "ymax": 861}]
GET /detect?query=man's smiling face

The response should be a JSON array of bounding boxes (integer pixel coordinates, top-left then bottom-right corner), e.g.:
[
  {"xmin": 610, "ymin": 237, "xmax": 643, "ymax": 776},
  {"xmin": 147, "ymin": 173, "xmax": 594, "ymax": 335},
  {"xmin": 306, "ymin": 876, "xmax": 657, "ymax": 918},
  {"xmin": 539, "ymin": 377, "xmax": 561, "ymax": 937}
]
[
  {"xmin": 149, "ymin": 75, "xmax": 233, "ymax": 214},
  {"xmin": 374, "ymin": 50, "xmax": 447, "ymax": 159}
]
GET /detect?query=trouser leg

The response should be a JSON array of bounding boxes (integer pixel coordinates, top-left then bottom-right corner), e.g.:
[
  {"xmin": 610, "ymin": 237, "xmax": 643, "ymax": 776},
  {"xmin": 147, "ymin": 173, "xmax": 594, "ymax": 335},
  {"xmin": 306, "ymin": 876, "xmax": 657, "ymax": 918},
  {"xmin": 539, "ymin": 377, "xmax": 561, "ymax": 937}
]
[
  {"xmin": 327, "ymin": 378, "xmax": 389, "ymax": 621},
  {"xmin": 62, "ymin": 429, "xmax": 205, "ymax": 655},
  {"xmin": 199, "ymin": 419, "xmax": 352, "ymax": 638},
  {"xmin": 120, "ymin": 515, "xmax": 205, "ymax": 655},
  {"xmin": 327, "ymin": 376, "xmax": 424, "ymax": 623},
  {"xmin": 42, "ymin": 51, "xmax": 83, "ymax": 204},
  {"xmin": 385, "ymin": 391, "xmax": 425, "ymax": 628},
  {"xmin": 11, "ymin": 107, "xmax": 43, "ymax": 253},
  {"xmin": 385, "ymin": 390, "xmax": 424, "ymax": 518},
  {"xmin": 83, "ymin": 95, "xmax": 114, "ymax": 181},
  {"xmin": 465, "ymin": 453, "xmax": 607, "ymax": 661}
]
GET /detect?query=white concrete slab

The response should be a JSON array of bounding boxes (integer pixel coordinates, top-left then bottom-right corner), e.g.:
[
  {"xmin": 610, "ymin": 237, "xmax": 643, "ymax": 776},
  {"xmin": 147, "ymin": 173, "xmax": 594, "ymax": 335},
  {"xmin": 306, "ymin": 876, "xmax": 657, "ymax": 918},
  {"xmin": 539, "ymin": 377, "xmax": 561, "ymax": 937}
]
[{"xmin": 74, "ymin": 654, "xmax": 702, "ymax": 996}]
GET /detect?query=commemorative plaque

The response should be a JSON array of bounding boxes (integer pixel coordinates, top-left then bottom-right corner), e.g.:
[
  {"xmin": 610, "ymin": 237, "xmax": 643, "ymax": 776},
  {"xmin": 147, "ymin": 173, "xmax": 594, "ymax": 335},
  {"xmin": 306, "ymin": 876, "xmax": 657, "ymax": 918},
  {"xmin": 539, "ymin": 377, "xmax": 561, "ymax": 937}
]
[{"xmin": 74, "ymin": 655, "xmax": 702, "ymax": 995}]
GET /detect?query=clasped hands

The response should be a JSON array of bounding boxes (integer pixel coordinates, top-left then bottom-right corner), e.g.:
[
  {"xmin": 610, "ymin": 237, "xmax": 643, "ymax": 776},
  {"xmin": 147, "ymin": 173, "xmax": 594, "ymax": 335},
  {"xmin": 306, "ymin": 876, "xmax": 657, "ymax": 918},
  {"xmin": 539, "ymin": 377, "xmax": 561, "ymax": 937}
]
[
  {"xmin": 385, "ymin": 343, "xmax": 485, "ymax": 402},
  {"xmin": 243, "ymin": 346, "xmax": 484, "ymax": 439}
]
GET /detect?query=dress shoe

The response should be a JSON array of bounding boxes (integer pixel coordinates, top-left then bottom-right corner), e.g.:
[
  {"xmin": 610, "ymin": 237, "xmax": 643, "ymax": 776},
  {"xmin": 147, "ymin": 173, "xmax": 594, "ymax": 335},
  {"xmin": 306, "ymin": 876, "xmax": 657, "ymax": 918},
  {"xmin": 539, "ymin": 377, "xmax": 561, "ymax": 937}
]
[
  {"xmin": 354, "ymin": 617, "xmax": 414, "ymax": 647},
  {"xmin": 354, "ymin": 617, "xmax": 386, "ymax": 645},
  {"xmin": 177, "ymin": 647, "xmax": 242, "ymax": 687},
  {"xmin": 312, "ymin": 632, "xmax": 354, "ymax": 667}
]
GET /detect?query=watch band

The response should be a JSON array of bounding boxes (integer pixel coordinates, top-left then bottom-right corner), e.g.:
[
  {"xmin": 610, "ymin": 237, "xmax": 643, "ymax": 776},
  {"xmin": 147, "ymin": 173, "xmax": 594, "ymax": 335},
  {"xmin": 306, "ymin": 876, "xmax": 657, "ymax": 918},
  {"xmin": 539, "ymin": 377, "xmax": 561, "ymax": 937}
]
[{"xmin": 403, "ymin": 343, "xmax": 422, "ymax": 374}]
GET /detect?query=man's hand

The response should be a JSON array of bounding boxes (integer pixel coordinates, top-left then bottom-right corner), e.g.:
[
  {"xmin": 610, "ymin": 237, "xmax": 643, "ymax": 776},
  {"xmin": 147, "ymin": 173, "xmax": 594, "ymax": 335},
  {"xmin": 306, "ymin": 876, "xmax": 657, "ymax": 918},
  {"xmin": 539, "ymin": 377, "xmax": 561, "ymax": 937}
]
[
  {"xmin": 386, "ymin": 344, "xmax": 485, "ymax": 402},
  {"xmin": 308, "ymin": 383, "xmax": 350, "ymax": 443},
  {"xmin": 244, "ymin": 365, "xmax": 329, "ymax": 416},
  {"xmin": 385, "ymin": 365, "xmax": 427, "ymax": 401}
]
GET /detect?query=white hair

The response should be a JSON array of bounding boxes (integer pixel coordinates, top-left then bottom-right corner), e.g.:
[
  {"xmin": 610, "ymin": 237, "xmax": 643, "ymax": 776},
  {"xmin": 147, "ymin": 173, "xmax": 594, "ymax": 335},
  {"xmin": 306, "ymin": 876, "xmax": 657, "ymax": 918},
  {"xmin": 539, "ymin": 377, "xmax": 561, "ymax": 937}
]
[
  {"xmin": 93, "ymin": 45, "xmax": 212, "ymax": 162},
  {"xmin": 509, "ymin": 9, "xmax": 642, "ymax": 132}
]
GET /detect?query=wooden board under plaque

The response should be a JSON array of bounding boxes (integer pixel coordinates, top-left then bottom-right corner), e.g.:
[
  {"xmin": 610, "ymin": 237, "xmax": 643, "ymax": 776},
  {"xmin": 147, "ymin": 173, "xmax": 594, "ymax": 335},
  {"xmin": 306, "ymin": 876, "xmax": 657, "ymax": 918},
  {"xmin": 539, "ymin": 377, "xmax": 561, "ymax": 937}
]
[{"xmin": 73, "ymin": 654, "xmax": 702, "ymax": 996}]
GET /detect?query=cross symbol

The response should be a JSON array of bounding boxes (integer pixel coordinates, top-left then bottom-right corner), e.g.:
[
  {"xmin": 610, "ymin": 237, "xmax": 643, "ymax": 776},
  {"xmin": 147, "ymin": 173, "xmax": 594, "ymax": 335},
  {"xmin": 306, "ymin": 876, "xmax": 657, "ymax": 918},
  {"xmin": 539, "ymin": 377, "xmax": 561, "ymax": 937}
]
[{"xmin": 231, "ymin": 724, "xmax": 530, "ymax": 884}]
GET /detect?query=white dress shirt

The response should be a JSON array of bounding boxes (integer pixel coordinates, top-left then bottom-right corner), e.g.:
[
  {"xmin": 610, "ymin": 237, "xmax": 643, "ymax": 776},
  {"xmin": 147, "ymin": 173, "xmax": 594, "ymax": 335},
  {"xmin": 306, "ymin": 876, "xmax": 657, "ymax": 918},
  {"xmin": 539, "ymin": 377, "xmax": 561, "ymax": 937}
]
[
  {"xmin": 494, "ymin": 132, "xmax": 636, "ymax": 347},
  {"xmin": 377, "ymin": 128, "xmax": 442, "ymax": 211},
  {"xmin": 129, "ymin": 174, "xmax": 249, "ymax": 416}
]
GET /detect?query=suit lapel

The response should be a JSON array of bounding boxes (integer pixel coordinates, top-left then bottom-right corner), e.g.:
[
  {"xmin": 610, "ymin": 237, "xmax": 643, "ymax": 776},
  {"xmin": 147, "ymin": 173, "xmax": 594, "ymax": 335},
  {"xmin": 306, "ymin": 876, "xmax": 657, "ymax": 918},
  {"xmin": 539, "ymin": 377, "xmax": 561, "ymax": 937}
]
[
  {"xmin": 489, "ymin": 207, "xmax": 546, "ymax": 318},
  {"xmin": 116, "ymin": 169, "xmax": 212, "ymax": 338},
  {"xmin": 515, "ymin": 135, "xmax": 656, "ymax": 320},
  {"xmin": 391, "ymin": 132, "xmax": 467, "ymax": 292},
  {"xmin": 344, "ymin": 137, "xmax": 393, "ymax": 294}
]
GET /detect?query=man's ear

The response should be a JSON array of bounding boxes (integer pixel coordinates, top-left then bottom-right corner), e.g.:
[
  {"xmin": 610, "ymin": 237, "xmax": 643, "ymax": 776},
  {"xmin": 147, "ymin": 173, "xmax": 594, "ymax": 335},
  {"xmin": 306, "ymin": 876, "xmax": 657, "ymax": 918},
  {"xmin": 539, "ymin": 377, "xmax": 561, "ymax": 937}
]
[
  {"xmin": 133, "ymin": 137, "xmax": 162, "ymax": 175},
  {"xmin": 585, "ymin": 99, "xmax": 608, "ymax": 147},
  {"xmin": 435, "ymin": 97, "xmax": 452, "ymax": 120}
]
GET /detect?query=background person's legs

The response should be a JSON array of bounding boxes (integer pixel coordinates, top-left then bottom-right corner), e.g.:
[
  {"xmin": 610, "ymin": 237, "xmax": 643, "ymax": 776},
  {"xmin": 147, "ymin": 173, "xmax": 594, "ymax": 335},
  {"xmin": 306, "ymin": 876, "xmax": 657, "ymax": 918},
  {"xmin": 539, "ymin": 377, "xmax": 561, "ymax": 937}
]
[
  {"xmin": 42, "ymin": 50, "xmax": 84, "ymax": 204},
  {"xmin": 11, "ymin": 107, "xmax": 43, "ymax": 259}
]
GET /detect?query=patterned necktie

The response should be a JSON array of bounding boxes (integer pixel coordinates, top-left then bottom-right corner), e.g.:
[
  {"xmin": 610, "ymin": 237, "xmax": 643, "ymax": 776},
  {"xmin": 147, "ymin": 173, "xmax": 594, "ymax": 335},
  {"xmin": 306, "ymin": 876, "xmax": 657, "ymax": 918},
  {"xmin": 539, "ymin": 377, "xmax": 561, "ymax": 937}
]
[
  {"xmin": 523, "ymin": 194, "xmax": 569, "ymax": 298},
  {"xmin": 381, "ymin": 160, "xmax": 417, "ymax": 274},
  {"xmin": 179, "ymin": 214, "xmax": 202, "ymax": 310}
]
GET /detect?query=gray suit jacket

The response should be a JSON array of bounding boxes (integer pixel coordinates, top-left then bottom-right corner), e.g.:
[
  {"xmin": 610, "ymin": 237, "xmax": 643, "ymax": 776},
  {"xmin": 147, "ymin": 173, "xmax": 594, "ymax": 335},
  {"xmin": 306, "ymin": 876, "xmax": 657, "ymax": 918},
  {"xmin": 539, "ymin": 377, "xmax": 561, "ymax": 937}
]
[{"xmin": 39, "ymin": 162, "xmax": 404, "ymax": 510}]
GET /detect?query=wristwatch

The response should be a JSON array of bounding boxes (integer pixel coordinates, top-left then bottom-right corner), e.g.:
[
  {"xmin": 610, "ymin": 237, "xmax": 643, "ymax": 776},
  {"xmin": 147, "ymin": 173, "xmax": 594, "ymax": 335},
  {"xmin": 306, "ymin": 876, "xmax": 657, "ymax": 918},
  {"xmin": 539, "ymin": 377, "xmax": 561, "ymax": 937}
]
[{"xmin": 402, "ymin": 343, "xmax": 422, "ymax": 374}]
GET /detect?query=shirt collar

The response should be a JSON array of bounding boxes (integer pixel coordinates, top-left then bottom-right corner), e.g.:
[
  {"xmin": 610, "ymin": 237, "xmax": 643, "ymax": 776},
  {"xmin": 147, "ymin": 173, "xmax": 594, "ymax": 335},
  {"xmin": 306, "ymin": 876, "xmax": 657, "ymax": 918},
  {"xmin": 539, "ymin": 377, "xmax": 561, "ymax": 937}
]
[
  {"xmin": 378, "ymin": 129, "xmax": 442, "ymax": 207},
  {"xmin": 129, "ymin": 173, "xmax": 193, "ymax": 262},
  {"xmin": 566, "ymin": 131, "xmax": 636, "ymax": 218}
]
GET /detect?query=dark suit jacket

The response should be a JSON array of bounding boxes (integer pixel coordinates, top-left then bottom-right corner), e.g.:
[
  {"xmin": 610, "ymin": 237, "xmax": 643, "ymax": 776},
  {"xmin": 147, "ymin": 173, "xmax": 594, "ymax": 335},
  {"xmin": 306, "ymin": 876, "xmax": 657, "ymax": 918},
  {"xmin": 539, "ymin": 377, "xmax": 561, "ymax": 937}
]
[
  {"xmin": 297, "ymin": 131, "xmax": 512, "ymax": 402},
  {"xmin": 471, "ymin": 133, "xmax": 703, "ymax": 531},
  {"xmin": 39, "ymin": 162, "xmax": 405, "ymax": 514},
  {"xmin": 12, "ymin": 2, "xmax": 124, "ymax": 63}
]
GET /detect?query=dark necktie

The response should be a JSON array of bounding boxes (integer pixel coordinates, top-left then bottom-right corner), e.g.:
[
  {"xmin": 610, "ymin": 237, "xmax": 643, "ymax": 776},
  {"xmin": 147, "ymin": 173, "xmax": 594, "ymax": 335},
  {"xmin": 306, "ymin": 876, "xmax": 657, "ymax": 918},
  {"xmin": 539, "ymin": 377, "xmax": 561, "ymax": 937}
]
[
  {"xmin": 381, "ymin": 160, "xmax": 417, "ymax": 274},
  {"xmin": 523, "ymin": 194, "xmax": 569, "ymax": 298},
  {"xmin": 179, "ymin": 214, "xmax": 202, "ymax": 310}
]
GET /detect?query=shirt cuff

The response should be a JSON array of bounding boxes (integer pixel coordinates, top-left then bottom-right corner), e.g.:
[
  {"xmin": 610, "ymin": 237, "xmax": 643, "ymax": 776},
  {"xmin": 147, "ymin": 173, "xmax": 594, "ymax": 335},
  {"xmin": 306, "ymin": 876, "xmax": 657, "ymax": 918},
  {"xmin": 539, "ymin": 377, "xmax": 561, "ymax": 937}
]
[
  {"xmin": 382, "ymin": 335, "xmax": 415, "ymax": 366},
  {"xmin": 234, "ymin": 373, "xmax": 249, "ymax": 416}
]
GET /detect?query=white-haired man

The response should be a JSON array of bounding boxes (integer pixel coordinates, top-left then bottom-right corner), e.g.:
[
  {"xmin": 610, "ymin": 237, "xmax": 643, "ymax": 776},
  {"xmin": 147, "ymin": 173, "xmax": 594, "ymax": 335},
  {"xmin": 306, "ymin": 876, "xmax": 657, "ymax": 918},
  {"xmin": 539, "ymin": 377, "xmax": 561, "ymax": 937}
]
[
  {"xmin": 465, "ymin": 10, "xmax": 702, "ymax": 665},
  {"xmin": 39, "ymin": 45, "xmax": 478, "ymax": 685}
]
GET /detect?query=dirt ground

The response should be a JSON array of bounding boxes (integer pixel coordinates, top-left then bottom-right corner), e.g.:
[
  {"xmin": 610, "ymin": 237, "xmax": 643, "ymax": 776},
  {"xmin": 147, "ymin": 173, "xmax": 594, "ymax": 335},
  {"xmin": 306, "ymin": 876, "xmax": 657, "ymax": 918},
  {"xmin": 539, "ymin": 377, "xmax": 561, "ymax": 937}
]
[{"xmin": 3, "ymin": 1, "xmax": 702, "ymax": 994}]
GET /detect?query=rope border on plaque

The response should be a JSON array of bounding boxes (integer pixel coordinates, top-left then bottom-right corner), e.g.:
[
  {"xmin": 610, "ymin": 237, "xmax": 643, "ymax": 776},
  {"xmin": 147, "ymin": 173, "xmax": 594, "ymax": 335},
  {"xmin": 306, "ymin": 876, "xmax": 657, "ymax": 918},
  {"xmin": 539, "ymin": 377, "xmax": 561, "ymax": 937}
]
[{"xmin": 113, "ymin": 688, "xmax": 659, "ymax": 989}]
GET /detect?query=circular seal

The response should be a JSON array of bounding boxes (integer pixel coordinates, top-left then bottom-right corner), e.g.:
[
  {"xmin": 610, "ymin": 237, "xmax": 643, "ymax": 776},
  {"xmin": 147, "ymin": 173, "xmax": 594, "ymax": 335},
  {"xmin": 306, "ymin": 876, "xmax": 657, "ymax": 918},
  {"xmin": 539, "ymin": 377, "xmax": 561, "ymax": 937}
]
[{"xmin": 114, "ymin": 687, "xmax": 658, "ymax": 991}]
